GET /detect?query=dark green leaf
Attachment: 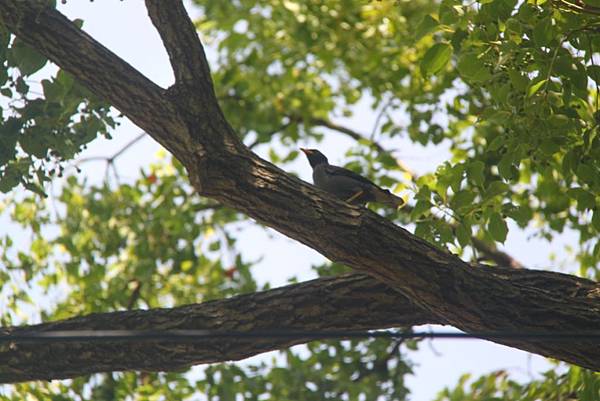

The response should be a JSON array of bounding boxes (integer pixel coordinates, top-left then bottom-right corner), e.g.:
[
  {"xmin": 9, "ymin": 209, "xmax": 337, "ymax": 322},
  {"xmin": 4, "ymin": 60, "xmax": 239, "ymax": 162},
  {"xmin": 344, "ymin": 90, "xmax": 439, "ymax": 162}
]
[
  {"xmin": 467, "ymin": 161, "xmax": 485, "ymax": 186},
  {"xmin": 9, "ymin": 39, "xmax": 48, "ymax": 76},
  {"xmin": 486, "ymin": 181, "xmax": 509, "ymax": 197},
  {"xmin": 533, "ymin": 17, "xmax": 554, "ymax": 47},
  {"xmin": 497, "ymin": 154, "xmax": 514, "ymax": 180},
  {"xmin": 411, "ymin": 200, "xmax": 432, "ymax": 218},
  {"xmin": 488, "ymin": 212, "xmax": 508, "ymax": 243},
  {"xmin": 457, "ymin": 53, "xmax": 491, "ymax": 82},
  {"xmin": 455, "ymin": 223, "xmax": 471, "ymax": 247},
  {"xmin": 588, "ymin": 65, "xmax": 600, "ymax": 85},
  {"xmin": 576, "ymin": 163, "xmax": 597, "ymax": 186},
  {"xmin": 451, "ymin": 190, "xmax": 476, "ymax": 211},
  {"xmin": 593, "ymin": 209, "xmax": 600, "ymax": 231}
]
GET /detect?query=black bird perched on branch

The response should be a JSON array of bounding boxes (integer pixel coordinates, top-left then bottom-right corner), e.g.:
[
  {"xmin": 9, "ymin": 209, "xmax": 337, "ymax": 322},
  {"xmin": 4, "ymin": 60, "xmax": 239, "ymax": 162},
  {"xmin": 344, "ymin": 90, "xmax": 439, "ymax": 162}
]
[{"xmin": 300, "ymin": 148, "xmax": 404, "ymax": 209}]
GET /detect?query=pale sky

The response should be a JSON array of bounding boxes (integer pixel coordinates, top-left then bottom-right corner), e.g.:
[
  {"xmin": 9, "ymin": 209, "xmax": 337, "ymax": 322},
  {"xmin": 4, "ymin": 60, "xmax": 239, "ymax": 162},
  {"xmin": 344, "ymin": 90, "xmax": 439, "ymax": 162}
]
[{"xmin": 4, "ymin": 1, "xmax": 572, "ymax": 399}]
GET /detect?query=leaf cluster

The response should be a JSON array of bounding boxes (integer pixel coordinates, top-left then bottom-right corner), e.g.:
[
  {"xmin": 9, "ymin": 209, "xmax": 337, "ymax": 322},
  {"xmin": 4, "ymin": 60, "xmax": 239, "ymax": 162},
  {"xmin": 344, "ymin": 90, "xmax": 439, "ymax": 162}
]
[{"xmin": 0, "ymin": 23, "xmax": 117, "ymax": 196}]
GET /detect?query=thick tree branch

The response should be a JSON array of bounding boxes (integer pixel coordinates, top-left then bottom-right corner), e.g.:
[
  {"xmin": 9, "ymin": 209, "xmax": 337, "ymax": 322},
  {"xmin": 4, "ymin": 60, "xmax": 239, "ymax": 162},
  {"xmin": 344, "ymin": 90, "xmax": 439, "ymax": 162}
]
[
  {"xmin": 144, "ymin": 0, "xmax": 216, "ymax": 99},
  {"xmin": 1, "ymin": 0, "xmax": 600, "ymax": 374},
  {"xmin": 1, "ymin": 274, "xmax": 436, "ymax": 383}
]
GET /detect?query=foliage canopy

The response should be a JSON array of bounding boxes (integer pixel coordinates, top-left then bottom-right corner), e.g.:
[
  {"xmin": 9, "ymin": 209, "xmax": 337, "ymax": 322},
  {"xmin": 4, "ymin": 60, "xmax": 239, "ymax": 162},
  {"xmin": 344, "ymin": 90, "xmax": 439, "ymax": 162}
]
[{"xmin": 1, "ymin": 0, "xmax": 599, "ymax": 399}]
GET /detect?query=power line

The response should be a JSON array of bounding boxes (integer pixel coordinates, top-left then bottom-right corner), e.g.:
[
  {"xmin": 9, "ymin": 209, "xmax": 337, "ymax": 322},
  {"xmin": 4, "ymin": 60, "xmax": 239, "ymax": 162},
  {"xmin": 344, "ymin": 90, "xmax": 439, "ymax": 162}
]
[{"xmin": 2, "ymin": 330, "xmax": 600, "ymax": 344}]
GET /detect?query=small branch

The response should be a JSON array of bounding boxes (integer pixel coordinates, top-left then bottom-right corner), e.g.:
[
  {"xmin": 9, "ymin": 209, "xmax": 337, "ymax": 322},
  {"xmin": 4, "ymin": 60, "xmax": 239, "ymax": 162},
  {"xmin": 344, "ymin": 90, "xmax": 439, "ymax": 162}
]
[
  {"xmin": 77, "ymin": 132, "xmax": 146, "ymax": 166},
  {"xmin": 109, "ymin": 132, "xmax": 147, "ymax": 161},
  {"xmin": 74, "ymin": 132, "xmax": 147, "ymax": 183},
  {"xmin": 553, "ymin": 0, "xmax": 600, "ymax": 15},
  {"xmin": 370, "ymin": 98, "xmax": 393, "ymax": 140},
  {"xmin": 305, "ymin": 116, "xmax": 417, "ymax": 178}
]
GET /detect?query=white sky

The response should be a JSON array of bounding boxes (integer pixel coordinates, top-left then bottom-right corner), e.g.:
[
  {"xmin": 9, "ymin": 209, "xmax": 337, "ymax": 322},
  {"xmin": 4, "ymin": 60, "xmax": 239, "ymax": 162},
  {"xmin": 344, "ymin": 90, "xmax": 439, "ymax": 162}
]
[{"xmin": 3, "ymin": 0, "xmax": 576, "ymax": 399}]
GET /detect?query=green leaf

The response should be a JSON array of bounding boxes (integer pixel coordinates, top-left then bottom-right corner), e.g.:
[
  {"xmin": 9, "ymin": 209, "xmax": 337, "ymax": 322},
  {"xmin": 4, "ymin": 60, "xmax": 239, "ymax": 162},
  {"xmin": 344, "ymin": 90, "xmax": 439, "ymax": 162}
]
[
  {"xmin": 451, "ymin": 190, "xmax": 476, "ymax": 211},
  {"xmin": 527, "ymin": 79, "xmax": 547, "ymax": 97},
  {"xmin": 467, "ymin": 161, "xmax": 485, "ymax": 186},
  {"xmin": 42, "ymin": 79, "xmax": 63, "ymax": 102},
  {"xmin": 0, "ymin": 24, "xmax": 9, "ymax": 62},
  {"xmin": 457, "ymin": 53, "xmax": 491, "ymax": 82},
  {"xmin": 562, "ymin": 149, "xmax": 579, "ymax": 175},
  {"xmin": 0, "ymin": 87, "xmax": 12, "ymax": 97},
  {"xmin": 592, "ymin": 209, "xmax": 600, "ymax": 231},
  {"xmin": 533, "ymin": 17, "xmax": 554, "ymax": 47},
  {"xmin": 23, "ymin": 181, "xmax": 47, "ymax": 198},
  {"xmin": 486, "ymin": 181, "xmax": 509, "ymax": 197},
  {"xmin": 576, "ymin": 163, "xmax": 597, "ymax": 186},
  {"xmin": 20, "ymin": 127, "xmax": 49, "ymax": 159},
  {"xmin": 415, "ymin": 15, "xmax": 440, "ymax": 40},
  {"xmin": 504, "ymin": 204, "xmax": 532, "ymax": 227},
  {"xmin": 455, "ymin": 223, "xmax": 471, "ymax": 247},
  {"xmin": 588, "ymin": 65, "xmax": 600, "ymax": 85},
  {"xmin": 9, "ymin": 39, "xmax": 48, "ymax": 76},
  {"xmin": 577, "ymin": 191, "xmax": 595, "ymax": 210},
  {"xmin": 0, "ymin": 65, "xmax": 7, "ymax": 87},
  {"xmin": 488, "ymin": 135, "xmax": 506, "ymax": 151},
  {"xmin": 411, "ymin": 199, "xmax": 432, "ymax": 218},
  {"xmin": 508, "ymin": 69, "xmax": 529, "ymax": 91},
  {"xmin": 497, "ymin": 154, "xmax": 514, "ymax": 180},
  {"xmin": 488, "ymin": 212, "xmax": 508, "ymax": 243},
  {"xmin": 0, "ymin": 166, "xmax": 21, "ymax": 193},
  {"xmin": 420, "ymin": 43, "xmax": 453, "ymax": 75}
]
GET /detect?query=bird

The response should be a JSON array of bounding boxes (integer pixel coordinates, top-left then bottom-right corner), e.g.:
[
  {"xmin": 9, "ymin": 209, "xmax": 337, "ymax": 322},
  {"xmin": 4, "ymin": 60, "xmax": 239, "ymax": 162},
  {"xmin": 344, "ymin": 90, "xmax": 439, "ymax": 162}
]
[{"xmin": 300, "ymin": 148, "xmax": 404, "ymax": 209}]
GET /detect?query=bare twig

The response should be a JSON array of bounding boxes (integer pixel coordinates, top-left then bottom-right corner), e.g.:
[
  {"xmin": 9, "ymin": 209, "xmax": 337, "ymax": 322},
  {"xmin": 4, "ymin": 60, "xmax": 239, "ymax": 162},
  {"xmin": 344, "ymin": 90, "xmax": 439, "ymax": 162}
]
[
  {"xmin": 552, "ymin": 0, "xmax": 600, "ymax": 16},
  {"xmin": 370, "ymin": 97, "xmax": 393, "ymax": 141},
  {"xmin": 75, "ymin": 132, "xmax": 147, "ymax": 182}
]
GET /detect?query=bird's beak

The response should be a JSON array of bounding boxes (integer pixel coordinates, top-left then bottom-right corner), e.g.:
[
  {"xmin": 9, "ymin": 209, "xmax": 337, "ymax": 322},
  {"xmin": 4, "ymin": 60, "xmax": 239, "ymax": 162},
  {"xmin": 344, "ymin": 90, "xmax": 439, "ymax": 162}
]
[{"xmin": 300, "ymin": 148, "xmax": 311, "ymax": 155}]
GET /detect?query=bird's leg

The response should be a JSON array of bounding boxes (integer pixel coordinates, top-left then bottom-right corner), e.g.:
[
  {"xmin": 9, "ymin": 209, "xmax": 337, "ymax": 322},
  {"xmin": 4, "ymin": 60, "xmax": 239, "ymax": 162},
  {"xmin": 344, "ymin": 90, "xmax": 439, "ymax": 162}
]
[{"xmin": 346, "ymin": 190, "xmax": 364, "ymax": 204}]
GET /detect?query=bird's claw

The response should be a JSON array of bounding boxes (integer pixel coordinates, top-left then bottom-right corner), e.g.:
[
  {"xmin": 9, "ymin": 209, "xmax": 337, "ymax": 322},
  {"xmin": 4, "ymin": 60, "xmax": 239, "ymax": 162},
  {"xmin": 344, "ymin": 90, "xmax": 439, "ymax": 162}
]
[{"xmin": 346, "ymin": 190, "xmax": 364, "ymax": 204}]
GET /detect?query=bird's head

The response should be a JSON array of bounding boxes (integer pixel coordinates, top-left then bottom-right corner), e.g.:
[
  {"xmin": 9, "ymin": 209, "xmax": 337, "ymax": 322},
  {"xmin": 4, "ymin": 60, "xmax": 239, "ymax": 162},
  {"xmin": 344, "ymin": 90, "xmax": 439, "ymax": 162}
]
[{"xmin": 300, "ymin": 148, "xmax": 329, "ymax": 168}]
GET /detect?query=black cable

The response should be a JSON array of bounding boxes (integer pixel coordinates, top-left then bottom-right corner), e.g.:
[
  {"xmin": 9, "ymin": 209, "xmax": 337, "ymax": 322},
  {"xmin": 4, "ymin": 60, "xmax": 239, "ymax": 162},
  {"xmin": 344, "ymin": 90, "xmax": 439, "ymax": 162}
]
[{"xmin": 2, "ymin": 329, "xmax": 600, "ymax": 343}]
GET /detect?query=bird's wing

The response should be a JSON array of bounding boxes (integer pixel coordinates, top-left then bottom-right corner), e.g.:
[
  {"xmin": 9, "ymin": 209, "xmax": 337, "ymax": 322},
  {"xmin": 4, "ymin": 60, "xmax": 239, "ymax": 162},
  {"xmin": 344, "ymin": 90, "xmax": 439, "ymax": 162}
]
[{"xmin": 323, "ymin": 165, "xmax": 377, "ymax": 187}]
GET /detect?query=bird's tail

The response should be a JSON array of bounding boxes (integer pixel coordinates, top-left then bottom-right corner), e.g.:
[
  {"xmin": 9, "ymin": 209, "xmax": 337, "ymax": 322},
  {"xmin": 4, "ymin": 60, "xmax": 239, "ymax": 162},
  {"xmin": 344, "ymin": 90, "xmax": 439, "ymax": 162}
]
[{"xmin": 374, "ymin": 188, "xmax": 404, "ymax": 209}]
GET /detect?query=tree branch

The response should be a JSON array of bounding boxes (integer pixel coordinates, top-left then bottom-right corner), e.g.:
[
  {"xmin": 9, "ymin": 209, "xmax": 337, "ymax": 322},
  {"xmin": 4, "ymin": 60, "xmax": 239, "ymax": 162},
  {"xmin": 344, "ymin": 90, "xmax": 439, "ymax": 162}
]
[
  {"xmin": 1, "ymin": 0, "xmax": 600, "ymax": 374},
  {"xmin": 1, "ymin": 274, "xmax": 436, "ymax": 383},
  {"xmin": 144, "ymin": 0, "xmax": 216, "ymax": 99}
]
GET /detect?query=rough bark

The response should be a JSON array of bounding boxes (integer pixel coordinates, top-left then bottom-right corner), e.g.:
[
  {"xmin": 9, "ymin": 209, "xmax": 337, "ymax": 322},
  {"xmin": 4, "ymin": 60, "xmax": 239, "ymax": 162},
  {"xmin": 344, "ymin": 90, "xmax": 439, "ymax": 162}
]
[
  {"xmin": 1, "ymin": 274, "xmax": 436, "ymax": 382},
  {"xmin": 0, "ymin": 0, "xmax": 599, "ymax": 381}
]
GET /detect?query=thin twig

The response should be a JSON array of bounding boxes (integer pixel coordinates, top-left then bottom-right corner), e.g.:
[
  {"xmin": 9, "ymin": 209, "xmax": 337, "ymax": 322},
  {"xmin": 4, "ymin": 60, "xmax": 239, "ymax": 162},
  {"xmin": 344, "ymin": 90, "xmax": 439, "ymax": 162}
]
[
  {"xmin": 553, "ymin": 0, "xmax": 600, "ymax": 15},
  {"xmin": 304, "ymin": 116, "xmax": 418, "ymax": 178},
  {"xmin": 587, "ymin": 33, "xmax": 599, "ymax": 114},
  {"xmin": 370, "ymin": 97, "xmax": 393, "ymax": 141},
  {"xmin": 74, "ymin": 132, "xmax": 147, "ymax": 183},
  {"xmin": 247, "ymin": 122, "xmax": 293, "ymax": 149},
  {"xmin": 108, "ymin": 132, "xmax": 147, "ymax": 162}
]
